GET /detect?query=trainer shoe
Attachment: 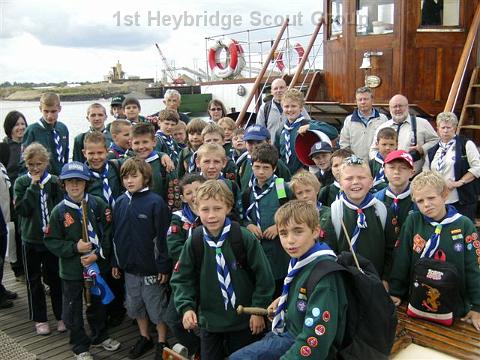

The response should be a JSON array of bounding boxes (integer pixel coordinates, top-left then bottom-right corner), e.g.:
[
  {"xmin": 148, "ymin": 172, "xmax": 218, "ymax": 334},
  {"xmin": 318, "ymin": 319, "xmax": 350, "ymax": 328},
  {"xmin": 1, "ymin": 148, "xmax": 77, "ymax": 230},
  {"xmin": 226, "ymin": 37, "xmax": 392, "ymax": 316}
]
[
  {"xmin": 128, "ymin": 336, "xmax": 153, "ymax": 359},
  {"xmin": 4, "ymin": 289, "xmax": 17, "ymax": 300},
  {"xmin": 0, "ymin": 297, "xmax": 13, "ymax": 309},
  {"xmin": 57, "ymin": 320, "xmax": 67, "ymax": 333},
  {"xmin": 74, "ymin": 352, "xmax": 93, "ymax": 360},
  {"xmin": 93, "ymin": 337, "xmax": 121, "ymax": 351},
  {"xmin": 172, "ymin": 343, "xmax": 189, "ymax": 358},
  {"xmin": 154, "ymin": 342, "xmax": 167, "ymax": 360},
  {"xmin": 35, "ymin": 322, "xmax": 51, "ymax": 336}
]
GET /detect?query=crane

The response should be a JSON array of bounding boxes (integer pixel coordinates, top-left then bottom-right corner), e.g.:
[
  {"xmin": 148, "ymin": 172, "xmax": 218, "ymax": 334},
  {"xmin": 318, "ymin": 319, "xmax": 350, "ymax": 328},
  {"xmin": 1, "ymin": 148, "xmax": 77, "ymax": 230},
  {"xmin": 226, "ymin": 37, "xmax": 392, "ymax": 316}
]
[{"xmin": 155, "ymin": 43, "xmax": 185, "ymax": 85}]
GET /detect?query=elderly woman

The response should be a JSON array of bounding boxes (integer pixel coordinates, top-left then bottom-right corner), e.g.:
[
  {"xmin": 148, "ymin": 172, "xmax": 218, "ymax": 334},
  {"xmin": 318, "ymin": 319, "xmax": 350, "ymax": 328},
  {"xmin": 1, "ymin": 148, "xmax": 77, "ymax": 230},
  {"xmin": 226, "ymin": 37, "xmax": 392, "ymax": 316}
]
[
  {"xmin": 423, "ymin": 111, "xmax": 480, "ymax": 221},
  {"xmin": 207, "ymin": 99, "xmax": 227, "ymax": 123}
]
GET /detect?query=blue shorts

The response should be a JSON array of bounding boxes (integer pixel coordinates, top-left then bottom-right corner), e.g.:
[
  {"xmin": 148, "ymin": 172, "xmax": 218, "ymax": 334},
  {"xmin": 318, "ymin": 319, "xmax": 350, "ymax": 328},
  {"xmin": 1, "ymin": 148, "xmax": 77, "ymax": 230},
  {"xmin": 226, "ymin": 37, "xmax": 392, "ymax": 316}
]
[{"xmin": 228, "ymin": 331, "xmax": 294, "ymax": 360}]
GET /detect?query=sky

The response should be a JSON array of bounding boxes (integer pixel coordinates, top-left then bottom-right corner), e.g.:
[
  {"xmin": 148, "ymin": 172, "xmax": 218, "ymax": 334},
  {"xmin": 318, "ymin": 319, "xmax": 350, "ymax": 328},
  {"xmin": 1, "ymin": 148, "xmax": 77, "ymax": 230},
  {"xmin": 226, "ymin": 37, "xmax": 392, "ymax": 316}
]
[{"xmin": 0, "ymin": 0, "xmax": 323, "ymax": 83}]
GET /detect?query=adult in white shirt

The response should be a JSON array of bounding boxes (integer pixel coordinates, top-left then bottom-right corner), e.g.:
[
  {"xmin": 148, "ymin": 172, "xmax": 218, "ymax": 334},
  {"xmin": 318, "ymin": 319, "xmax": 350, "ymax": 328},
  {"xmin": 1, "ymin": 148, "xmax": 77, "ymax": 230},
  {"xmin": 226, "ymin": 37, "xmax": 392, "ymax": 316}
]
[
  {"xmin": 339, "ymin": 86, "xmax": 388, "ymax": 160},
  {"xmin": 256, "ymin": 78, "xmax": 310, "ymax": 144},
  {"xmin": 370, "ymin": 94, "xmax": 439, "ymax": 173},
  {"xmin": 423, "ymin": 111, "xmax": 480, "ymax": 221}
]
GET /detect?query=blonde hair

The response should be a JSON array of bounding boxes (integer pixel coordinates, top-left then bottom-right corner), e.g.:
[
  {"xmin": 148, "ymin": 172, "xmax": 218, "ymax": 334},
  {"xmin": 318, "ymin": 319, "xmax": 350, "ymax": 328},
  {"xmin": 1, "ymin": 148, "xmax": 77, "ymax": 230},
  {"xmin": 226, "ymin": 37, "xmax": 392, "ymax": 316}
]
[
  {"xmin": 84, "ymin": 131, "xmax": 107, "ymax": 148},
  {"xmin": 281, "ymin": 88, "xmax": 305, "ymax": 107},
  {"xmin": 158, "ymin": 109, "xmax": 180, "ymax": 123},
  {"xmin": 196, "ymin": 179, "xmax": 234, "ymax": 209},
  {"xmin": 290, "ymin": 170, "xmax": 321, "ymax": 194},
  {"xmin": 275, "ymin": 200, "xmax": 319, "ymax": 231},
  {"xmin": 196, "ymin": 143, "xmax": 226, "ymax": 160},
  {"xmin": 174, "ymin": 121, "xmax": 187, "ymax": 131},
  {"xmin": 411, "ymin": 170, "xmax": 447, "ymax": 200},
  {"xmin": 40, "ymin": 92, "xmax": 60, "ymax": 107},
  {"xmin": 436, "ymin": 112, "xmax": 458, "ymax": 128},
  {"xmin": 86, "ymin": 103, "xmax": 106, "ymax": 116},
  {"xmin": 217, "ymin": 117, "xmax": 236, "ymax": 130},
  {"xmin": 23, "ymin": 143, "xmax": 50, "ymax": 163},
  {"xmin": 110, "ymin": 119, "xmax": 131, "ymax": 135},
  {"xmin": 339, "ymin": 158, "xmax": 372, "ymax": 180},
  {"xmin": 202, "ymin": 123, "xmax": 225, "ymax": 139}
]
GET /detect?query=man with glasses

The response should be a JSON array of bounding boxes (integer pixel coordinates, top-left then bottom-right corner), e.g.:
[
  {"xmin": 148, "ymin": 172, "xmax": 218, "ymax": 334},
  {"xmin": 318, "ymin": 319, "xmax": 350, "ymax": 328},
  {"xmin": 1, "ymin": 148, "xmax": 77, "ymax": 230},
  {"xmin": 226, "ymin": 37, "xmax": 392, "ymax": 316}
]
[
  {"xmin": 370, "ymin": 94, "xmax": 438, "ymax": 173},
  {"xmin": 256, "ymin": 78, "xmax": 310, "ymax": 144}
]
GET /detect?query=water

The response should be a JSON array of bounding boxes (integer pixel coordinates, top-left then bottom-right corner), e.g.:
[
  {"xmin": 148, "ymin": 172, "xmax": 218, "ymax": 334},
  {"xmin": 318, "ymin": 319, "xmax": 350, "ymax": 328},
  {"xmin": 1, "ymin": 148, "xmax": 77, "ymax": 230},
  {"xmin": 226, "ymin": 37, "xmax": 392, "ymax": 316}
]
[{"xmin": 0, "ymin": 98, "xmax": 167, "ymax": 150}]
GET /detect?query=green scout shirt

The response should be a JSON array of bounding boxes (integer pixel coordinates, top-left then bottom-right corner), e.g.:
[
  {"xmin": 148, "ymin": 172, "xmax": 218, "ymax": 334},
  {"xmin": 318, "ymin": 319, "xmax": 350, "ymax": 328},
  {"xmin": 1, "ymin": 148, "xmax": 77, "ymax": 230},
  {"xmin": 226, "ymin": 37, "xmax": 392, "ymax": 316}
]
[
  {"xmin": 318, "ymin": 183, "xmax": 340, "ymax": 207},
  {"xmin": 389, "ymin": 211, "xmax": 480, "ymax": 315},
  {"xmin": 369, "ymin": 159, "xmax": 388, "ymax": 193},
  {"xmin": 167, "ymin": 210, "xmax": 200, "ymax": 263},
  {"xmin": 14, "ymin": 174, "xmax": 63, "ymax": 245},
  {"xmin": 243, "ymin": 176, "xmax": 292, "ymax": 280},
  {"xmin": 330, "ymin": 204, "xmax": 395, "ymax": 279},
  {"xmin": 155, "ymin": 134, "xmax": 182, "ymax": 166},
  {"xmin": 22, "ymin": 119, "xmax": 69, "ymax": 175},
  {"xmin": 86, "ymin": 161, "xmax": 123, "ymax": 203},
  {"xmin": 177, "ymin": 147, "xmax": 194, "ymax": 179},
  {"xmin": 72, "ymin": 128, "xmax": 113, "ymax": 163},
  {"xmin": 380, "ymin": 192, "xmax": 415, "ymax": 239},
  {"xmin": 282, "ymin": 255, "xmax": 347, "ymax": 360},
  {"xmin": 171, "ymin": 226, "xmax": 274, "ymax": 332},
  {"xmin": 106, "ymin": 147, "xmax": 134, "ymax": 160},
  {"xmin": 237, "ymin": 157, "xmax": 291, "ymax": 192},
  {"xmin": 318, "ymin": 206, "xmax": 337, "ymax": 248},
  {"xmin": 44, "ymin": 195, "xmax": 112, "ymax": 280}
]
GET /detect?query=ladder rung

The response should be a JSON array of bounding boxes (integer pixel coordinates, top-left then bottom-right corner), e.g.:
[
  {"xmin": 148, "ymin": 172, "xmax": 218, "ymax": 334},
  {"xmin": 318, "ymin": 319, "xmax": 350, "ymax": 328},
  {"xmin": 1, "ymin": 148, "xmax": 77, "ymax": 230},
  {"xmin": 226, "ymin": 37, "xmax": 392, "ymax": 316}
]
[
  {"xmin": 459, "ymin": 125, "xmax": 480, "ymax": 130},
  {"xmin": 472, "ymin": 84, "xmax": 480, "ymax": 87},
  {"xmin": 466, "ymin": 104, "xmax": 480, "ymax": 108}
]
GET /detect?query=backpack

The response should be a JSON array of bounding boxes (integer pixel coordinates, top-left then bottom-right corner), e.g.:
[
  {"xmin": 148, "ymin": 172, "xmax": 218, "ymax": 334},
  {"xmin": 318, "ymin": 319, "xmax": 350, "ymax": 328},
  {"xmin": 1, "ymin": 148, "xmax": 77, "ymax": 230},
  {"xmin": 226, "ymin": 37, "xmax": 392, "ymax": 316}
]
[
  {"xmin": 241, "ymin": 177, "xmax": 289, "ymax": 215},
  {"xmin": 304, "ymin": 251, "xmax": 398, "ymax": 359},
  {"xmin": 406, "ymin": 250, "xmax": 461, "ymax": 326}
]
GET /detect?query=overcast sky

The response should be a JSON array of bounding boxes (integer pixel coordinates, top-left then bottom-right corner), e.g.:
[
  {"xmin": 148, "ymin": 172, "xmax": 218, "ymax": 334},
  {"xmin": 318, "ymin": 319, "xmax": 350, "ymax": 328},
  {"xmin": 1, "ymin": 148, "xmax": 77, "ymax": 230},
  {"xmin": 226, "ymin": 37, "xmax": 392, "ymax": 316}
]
[{"xmin": 0, "ymin": 0, "xmax": 323, "ymax": 83}]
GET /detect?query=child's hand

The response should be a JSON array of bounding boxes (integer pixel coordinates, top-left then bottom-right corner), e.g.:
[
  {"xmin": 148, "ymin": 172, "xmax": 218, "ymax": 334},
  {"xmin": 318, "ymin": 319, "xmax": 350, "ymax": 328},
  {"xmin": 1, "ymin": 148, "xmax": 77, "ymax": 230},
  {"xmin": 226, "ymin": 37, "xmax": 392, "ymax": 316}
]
[
  {"xmin": 461, "ymin": 310, "xmax": 480, "ymax": 331},
  {"xmin": 112, "ymin": 267, "xmax": 122, "ymax": 279},
  {"xmin": 298, "ymin": 125, "xmax": 310, "ymax": 135},
  {"xmin": 247, "ymin": 224, "xmax": 263, "ymax": 239},
  {"xmin": 263, "ymin": 225, "xmax": 278, "ymax": 240},
  {"xmin": 77, "ymin": 240, "xmax": 92, "ymax": 253},
  {"xmin": 161, "ymin": 154, "xmax": 175, "ymax": 172},
  {"xmin": 267, "ymin": 296, "xmax": 281, "ymax": 320},
  {"xmin": 390, "ymin": 295, "xmax": 401, "ymax": 306},
  {"xmin": 249, "ymin": 314, "xmax": 265, "ymax": 335},
  {"xmin": 30, "ymin": 174, "xmax": 41, "ymax": 184},
  {"xmin": 157, "ymin": 273, "xmax": 169, "ymax": 284},
  {"xmin": 183, "ymin": 310, "xmax": 198, "ymax": 330},
  {"xmin": 382, "ymin": 280, "xmax": 390, "ymax": 292},
  {"xmin": 81, "ymin": 253, "xmax": 97, "ymax": 267}
]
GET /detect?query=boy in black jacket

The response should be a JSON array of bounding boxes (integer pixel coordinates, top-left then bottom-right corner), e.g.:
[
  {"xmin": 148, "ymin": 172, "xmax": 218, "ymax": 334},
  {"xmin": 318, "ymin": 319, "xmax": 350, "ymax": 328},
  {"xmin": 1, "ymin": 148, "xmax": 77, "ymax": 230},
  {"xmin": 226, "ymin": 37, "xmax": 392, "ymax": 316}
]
[{"xmin": 112, "ymin": 158, "xmax": 172, "ymax": 360}]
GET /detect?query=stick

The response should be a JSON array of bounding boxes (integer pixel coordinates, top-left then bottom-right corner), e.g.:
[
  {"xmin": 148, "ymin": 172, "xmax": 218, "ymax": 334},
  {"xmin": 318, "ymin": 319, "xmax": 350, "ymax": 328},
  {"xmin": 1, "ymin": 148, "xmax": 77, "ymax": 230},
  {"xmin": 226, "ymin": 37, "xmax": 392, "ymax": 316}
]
[
  {"xmin": 81, "ymin": 200, "xmax": 93, "ymax": 307},
  {"xmin": 340, "ymin": 218, "xmax": 363, "ymax": 273},
  {"xmin": 236, "ymin": 305, "xmax": 274, "ymax": 316}
]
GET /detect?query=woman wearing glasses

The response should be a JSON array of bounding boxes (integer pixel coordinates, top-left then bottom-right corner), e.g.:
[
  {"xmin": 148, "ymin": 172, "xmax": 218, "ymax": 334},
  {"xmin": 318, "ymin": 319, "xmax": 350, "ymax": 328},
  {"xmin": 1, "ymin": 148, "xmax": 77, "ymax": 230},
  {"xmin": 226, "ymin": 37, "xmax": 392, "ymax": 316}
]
[{"xmin": 207, "ymin": 99, "xmax": 227, "ymax": 123}]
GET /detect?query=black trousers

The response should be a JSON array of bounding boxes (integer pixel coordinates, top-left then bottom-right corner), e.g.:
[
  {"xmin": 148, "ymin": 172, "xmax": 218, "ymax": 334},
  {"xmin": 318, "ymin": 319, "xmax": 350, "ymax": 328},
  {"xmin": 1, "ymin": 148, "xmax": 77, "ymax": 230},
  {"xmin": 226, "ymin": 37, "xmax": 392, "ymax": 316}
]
[
  {"xmin": 103, "ymin": 270, "xmax": 126, "ymax": 321},
  {"xmin": 23, "ymin": 243, "xmax": 62, "ymax": 322},
  {"xmin": 165, "ymin": 296, "xmax": 200, "ymax": 356},
  {"xmin": 62, "ymin": 280, "xmax": 108, "ymax": 355},
  {"xmin": 0, "ymin": 233, "xmax": 6, "ymax": 298},
  {"xmin": 200, "ymin": 327, "xmax": 259, "ymax": 360},
  {"xmin": 10, "ymin": 217, "xmax": 24, "ymax": 277}
]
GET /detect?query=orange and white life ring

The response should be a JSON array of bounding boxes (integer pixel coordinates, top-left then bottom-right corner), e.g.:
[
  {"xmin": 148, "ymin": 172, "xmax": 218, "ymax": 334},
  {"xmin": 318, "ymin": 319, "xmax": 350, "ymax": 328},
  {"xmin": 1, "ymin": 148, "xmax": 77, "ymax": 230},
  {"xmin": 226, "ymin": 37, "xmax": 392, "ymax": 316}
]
[
  {"xmin": 276, "ymin": 43, "xmax": 305, "ymax": 74},
  {"xmin": 208, "ymin": 38, "xmax": 245, "ymax": 79}
]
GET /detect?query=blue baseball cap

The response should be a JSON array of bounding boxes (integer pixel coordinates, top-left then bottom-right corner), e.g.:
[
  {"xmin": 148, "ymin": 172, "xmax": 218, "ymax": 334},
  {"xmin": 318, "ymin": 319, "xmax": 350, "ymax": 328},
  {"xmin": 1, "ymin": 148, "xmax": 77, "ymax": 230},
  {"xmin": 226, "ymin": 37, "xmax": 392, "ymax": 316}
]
[
  {"xmin": 309, "ymin": 141, "xmax": 333, "ymax": 157},
  {"xmin": 59, "ymin": 161, "xmax": 91, "ymax": 181},
  {"xmin": 243, "ymin": 125, "xmax": 271, "ymax": 141}
]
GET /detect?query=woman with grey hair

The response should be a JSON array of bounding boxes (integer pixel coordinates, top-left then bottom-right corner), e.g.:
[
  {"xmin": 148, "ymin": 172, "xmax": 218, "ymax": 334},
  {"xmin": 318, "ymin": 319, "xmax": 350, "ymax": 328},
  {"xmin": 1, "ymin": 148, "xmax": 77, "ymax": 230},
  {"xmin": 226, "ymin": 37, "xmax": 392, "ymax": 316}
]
[{"xmin": 423, "ymin": 111, "xmax": 480, "ymax": 221}]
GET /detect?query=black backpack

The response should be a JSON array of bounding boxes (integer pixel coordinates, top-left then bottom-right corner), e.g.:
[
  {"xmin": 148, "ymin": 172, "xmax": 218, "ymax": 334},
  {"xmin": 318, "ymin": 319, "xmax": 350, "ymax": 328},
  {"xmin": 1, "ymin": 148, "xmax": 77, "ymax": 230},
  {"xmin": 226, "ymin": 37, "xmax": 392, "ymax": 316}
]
[{"xmin": 304, "ymin": 251, "xmax": 397, "ymax": 360}]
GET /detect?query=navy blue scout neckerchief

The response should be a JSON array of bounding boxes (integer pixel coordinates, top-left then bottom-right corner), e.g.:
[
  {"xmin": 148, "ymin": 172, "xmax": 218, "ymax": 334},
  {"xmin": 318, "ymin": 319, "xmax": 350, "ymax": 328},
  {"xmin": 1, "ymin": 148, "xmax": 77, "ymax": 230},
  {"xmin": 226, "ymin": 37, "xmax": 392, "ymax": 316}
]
[
  {"xmin": 421, "ymin": 205, "xmax": 463, "ymax": 258},
  {"xmin": 282, "ymin": 116, "xmax": 304, "ymax": 164},
  {"xmin": 156, "ymin": 130, "xmax": 179, "ymax": 163},
  {"xmin": 246, "ymin": 175, "xmax": 278, "ymax": 228},
  {"xmin": 385, "ymin": 185, "xmax": 411, "ymax": 218},
  {"xmin": 37, "ymin": 118, "xmax": 64, "ymax": 164},
  {"xmin": 373, "ymin": 153, "xmax": 385, "ymax": 187},
  {"xmin": 188, "ymin": 151, "xmax": 197, "ymax": 173},
  {"xmin": 145, "ymin": 151, "xmax": 159, "ymax": 163},
  {"xmin": 435, "ymin": 139, "xmax": 455, "ymax": 172},
  {"xmin": 89, "ymin": 163, "xmax": 115, "ymax": 208},
  {"xmin": 109, "ymin": 143, "xmax": 128, "ymax": 158},
  {"xmin": 27, "ymin": 171, "xmax": 52, "ymax": 232},
  {"xmin": 272, "ymin": 242, "xmax": 336, "ymax": 334}
]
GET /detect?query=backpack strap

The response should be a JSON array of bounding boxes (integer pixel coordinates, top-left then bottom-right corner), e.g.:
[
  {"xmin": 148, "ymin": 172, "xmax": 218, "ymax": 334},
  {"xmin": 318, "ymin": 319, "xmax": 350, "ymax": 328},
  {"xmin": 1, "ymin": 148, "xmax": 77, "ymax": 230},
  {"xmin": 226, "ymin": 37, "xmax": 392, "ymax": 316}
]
[
  {"xmin": 410, "ymin": 114, "xmax": 417, "ymax": 146},
  {"xmin": 304, "ymin": 259, "xmax": 346, "ymax": 298},
  {"xmin": 263, "ymin": 101, "xmax": 273, "ymax": 127},
  {"xmin": 274, "ymin": 178, "xmax": 288, "ymax": 206}
]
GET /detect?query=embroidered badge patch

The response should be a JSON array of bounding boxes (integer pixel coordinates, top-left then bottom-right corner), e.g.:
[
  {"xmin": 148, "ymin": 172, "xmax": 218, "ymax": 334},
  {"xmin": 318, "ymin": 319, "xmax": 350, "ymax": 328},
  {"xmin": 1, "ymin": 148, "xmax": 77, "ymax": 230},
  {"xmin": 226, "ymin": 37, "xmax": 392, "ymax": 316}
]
[
  {"xmin": 413, "ymin": 234, "xmax": 426, "ymax": 254},
  {"xmin": 296, "ymin": 300, "xmax": 307, "ymax": 312},
  {"xmin": 307, "ymin": 337, "xmax": 318, "ymax": 348},
  {"xmin": 183, "ymin": 223, "xmax": 191, "ymax": 230},
  {"xmin": 322, "ymin": 310, "xmax": 330, "ymax": 322},
  {"xmin": 63, "ymin": 212, "xmax": 75, "ymax": 228},
  {"xmin": 314, "ymin": 324, "xmax": 326, "ymax": 336},
  {"xmin": 451, "ymin": 229, "xmax": 462, "ymax": 235},
  {"xmin": 300, "ymin": 346, "xmax": 311, "ymax": 357},
  {"xmin": 453, "ymin": 243, "xmax": 463, "ymax": 252},
  {"xmin": 451, "ymin": 234, "xmax": 463, "ymax": 241},
  {"xmin": 474, "ymin": 240, "xmax": 480, "ymax": 249},
  {"xmin": 311, "ymin": 307, "xmax": 321, "ymax": 318},
  {"xmin": 304, "ymin": 318, "xmax": 314, "ymax": 327}
]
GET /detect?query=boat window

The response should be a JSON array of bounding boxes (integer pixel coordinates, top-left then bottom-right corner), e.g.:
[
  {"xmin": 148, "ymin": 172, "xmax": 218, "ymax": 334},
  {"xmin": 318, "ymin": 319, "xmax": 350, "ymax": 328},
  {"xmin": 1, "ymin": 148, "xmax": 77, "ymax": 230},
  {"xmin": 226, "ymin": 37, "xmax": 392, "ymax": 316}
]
[
  {"xmin": 356, "ymin": 0, "xmax": 395, "ymax": 36},
  {"xmin": 420, "ymin": 0, "xmax": 460, "ymax": 27},
  {"xmin": 329, "ymin": 0, "xmax": 343, "ymax": 38}
]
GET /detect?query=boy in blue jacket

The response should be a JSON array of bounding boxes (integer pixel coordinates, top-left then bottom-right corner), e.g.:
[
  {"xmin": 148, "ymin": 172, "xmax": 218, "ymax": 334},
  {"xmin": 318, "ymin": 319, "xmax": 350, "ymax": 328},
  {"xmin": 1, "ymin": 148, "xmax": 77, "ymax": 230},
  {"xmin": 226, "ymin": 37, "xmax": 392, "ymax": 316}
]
[{"xmin": 112, "ymin": 158, "xmax": 172, "ymax": 360}]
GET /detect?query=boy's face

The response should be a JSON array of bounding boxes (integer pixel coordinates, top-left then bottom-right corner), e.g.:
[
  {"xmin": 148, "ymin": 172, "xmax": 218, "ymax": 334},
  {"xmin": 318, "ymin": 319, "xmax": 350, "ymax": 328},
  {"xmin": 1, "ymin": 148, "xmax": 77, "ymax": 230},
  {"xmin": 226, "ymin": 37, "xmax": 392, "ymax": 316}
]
[
  {"xmin": 122, "ymin": 170, "xmax": 145, "ymax": 193},
  {"xmin": 196, "ymin": 154, "xmax": 226, "ymax": 179},
  {"xmin": 281, "ymin": 98, "xmax": 302, "ymax": 122},
  {"xmin": 384, "ymin": 160, "xmax": 414, "ymax": 189},
  {"xmin": 232, "ymin": 134, "xmax": 246, "ymax": 151},
  {"xmin": 83, "ymin": 142, "xmax": 108, "ymax": 171},
  {"xmin": 64, "ymin": 178, "xmax": 86, "ymax": 202},
  {"xmin": 87, "ymin": 107, "xmax": 107, "ymax": 130},
  {"xmin": 181, "ymin": 181, "xmax": 202, "ymax": 209},
  {"xmin": 112, "ymin": 125, "xmax": 131, "ymax": 150},
  {"xmin": 164, "ymin": 95, "xmax": 180, "ymax": 110},
  {"xmin": 203, "ymin": 133, "xmax": 223, "ymax": 145},
  {"xmin": 196, "ymin": 197, "xmax": 231, "ymax": 237},
  {"xmin": 131, "ymin": 134, "xmax": 156, "ymax": 160},
  {"xmin": 278, "ymin": 220, "xmax": 319, "ymax": 258},
  {"xmin": 159, "ymin": 119, "xmax": 177, "ymax": 135},
  {"xmin": 377, "ymin": 138, "xmax": 397, "ymax": 159},
  {"xmin": 188, "ymin": 132, "xmax": 203, "ymax": 150},
  {"xmin": 173, "ymin": 127, "xmax": 187, "ymax": 144},
  {"xmin": 25, "ymin": 156, "xmax": 49, "ymax": 178},
  {"xmin": 293, "ymin": 184, "xmax": 318, "ymax": 204},
  {"xmin": 219, "ymin": 124, "xmax": 234, "ymax": 141},
  {"xmin": 111, "ymin": 105, "xmax": 125, "ymax": 119},
  {"xmin": 124, "ymin": 104, "xmax": 140, "ymax": 121},
  {"xmin": 413, "ymin": 186, "xmax": 448, "ymax": 221},
  {"xmin": 246, "ymin": 139, "xmax": 266, "ymax": 155},
  {"xmin": 312, "ymin": 153, "xmax": 332, "ymax": 171},
  {"xmin": 252, "ymin": 161, "xmax": 275, "ymax": 185},
  {"xmin": 40, "ymin": 104, "xmax": 61, "ymax": 125},
  {"xmin": 339, "ymin": 165, "xmax": 373, "ymax": 205},
  {"xmin": 331, "ymin": 156, "xmax": 344, "ymax": 181}
]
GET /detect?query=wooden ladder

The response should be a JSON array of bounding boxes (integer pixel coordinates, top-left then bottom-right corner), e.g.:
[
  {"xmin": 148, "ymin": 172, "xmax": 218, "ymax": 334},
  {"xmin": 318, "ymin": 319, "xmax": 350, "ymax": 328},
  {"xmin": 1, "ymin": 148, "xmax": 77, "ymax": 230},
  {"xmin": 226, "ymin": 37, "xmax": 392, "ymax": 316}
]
[{"xmin": 457, "ymin": 66, "xmax": 480, "ymax": 134}]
